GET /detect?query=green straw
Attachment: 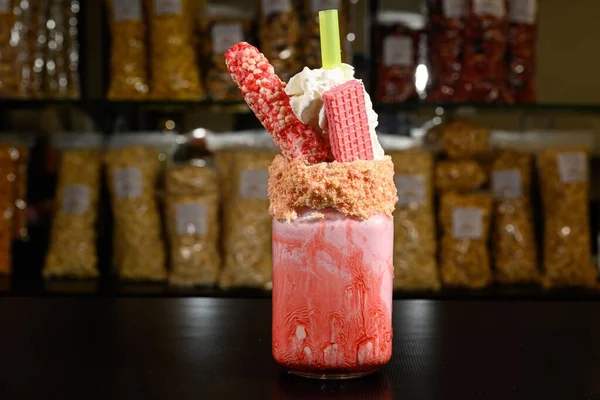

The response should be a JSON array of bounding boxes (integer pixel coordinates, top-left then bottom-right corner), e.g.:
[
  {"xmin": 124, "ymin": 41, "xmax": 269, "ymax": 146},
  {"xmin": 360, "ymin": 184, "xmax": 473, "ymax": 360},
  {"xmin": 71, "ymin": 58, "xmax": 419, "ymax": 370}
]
[{"xmin": 319, "ymin": 9, "xmax": 342, "ymax": 70}]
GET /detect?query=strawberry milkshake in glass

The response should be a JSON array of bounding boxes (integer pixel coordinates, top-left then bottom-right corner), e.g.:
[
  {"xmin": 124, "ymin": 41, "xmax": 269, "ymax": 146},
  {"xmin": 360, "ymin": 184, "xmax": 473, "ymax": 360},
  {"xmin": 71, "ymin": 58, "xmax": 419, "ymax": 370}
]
[
  {"xmin": 269, "ymin": 153, "xmax": 397, "ymax": 379},
  {"xmin": 224, "ymin": 9, "xmax": 396, "ymax": 380}
]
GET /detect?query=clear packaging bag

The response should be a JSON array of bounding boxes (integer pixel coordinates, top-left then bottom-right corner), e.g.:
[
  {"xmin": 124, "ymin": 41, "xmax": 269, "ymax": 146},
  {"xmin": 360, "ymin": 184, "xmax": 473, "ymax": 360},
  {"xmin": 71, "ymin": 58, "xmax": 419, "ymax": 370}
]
[
  {"xmin": 0, "ymin": 2, "xmax": 20, "ymax": 98},
  {"xmin": 537, "ymin": 148, "xmax": 596, "ymax": 288},
  {"xmin": 165, "ymin": 162, "xmax": 221, "ymax": 286},
  {"xmin": 426, "ymin": 0, "xmax": 466, "ymax": 102},
  {"xmin": 491, "ymin": 150, "xmax": 538, "ymax": 284},
  {"xmin": 455, "ymin": 0, "xmax": 513, "ymax": 103},
  {"xmin": 208, "ymin": 130, "xmax": 277, "ymax": 289},
  {"xmin": 45, "ymin": 0, "xmax": 70, "ymax": 98},
  {"xmin": 440, "ymin": 120, "xmax": 490, "ymax": 159},
  {"xmin": 0, "ymin": 134, "xmax": 34, "ymax": 241},
  {"xmin": 106, "ymin": 0, "xmax": 149, "ymax": 99},
  {"xmin": 375, "ymin": 11, "xmax": 423, "ymax": 103},
  {"xmin": 0, "ymin": 144, "xmax": 15, "ymax": 274},
  {"xmin": 508, "ymin": 0, "xmax": 537, "ymax": 103},
  {"xmin": 439, "ymin": 191, "xmax": 493, "ymax": 288},
  {"xmin": 14, "ymin": 0, "xmax": 47, "ymax": 98},
  {"xmin": 43, "ymin": 133, "xmax": 103, "ymax": 279},
  {"xmin": 105, "ymin": 133, "xmax": 178, "ymax": 281},
  {"xmin": 258, "ymin": 0, "xmax": 302, "ymax": 83},
  {"xmin": 390, "ymin": 150, "xmax": 440, "ymax": 291},
  {"xmin": 147, "ymin": 0, "xmax": 204, "ymax": 100},
  {"xmin": 198, "ymin": 5, "xmax": 251, "ymax": 101},
  {"xmin": 64, "ymin": 0, "xmax": 81, "ymax": 99},
  {"xmin": 435, "ymin": 159, "xmax": 487, "ymax": 192}
]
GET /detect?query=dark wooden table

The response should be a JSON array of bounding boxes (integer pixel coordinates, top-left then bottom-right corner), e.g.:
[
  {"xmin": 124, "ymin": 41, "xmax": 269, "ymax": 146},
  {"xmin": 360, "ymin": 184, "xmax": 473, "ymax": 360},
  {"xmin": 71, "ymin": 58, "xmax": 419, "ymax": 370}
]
[{"xmin": 0, "ymin": 297, "xmax": 599, "ymax": 399}]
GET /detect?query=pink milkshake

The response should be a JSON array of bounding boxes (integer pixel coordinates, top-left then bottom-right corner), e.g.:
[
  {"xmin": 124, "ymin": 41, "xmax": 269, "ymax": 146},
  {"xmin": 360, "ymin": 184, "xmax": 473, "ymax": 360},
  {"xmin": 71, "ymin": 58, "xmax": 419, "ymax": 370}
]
[
  {"xmin": 268, "ymin": 156, "xmax": 397, "ymax": 379},
  {"xmin": 272, "ymin": 209, "xmax": 394, "ymax": 377}
]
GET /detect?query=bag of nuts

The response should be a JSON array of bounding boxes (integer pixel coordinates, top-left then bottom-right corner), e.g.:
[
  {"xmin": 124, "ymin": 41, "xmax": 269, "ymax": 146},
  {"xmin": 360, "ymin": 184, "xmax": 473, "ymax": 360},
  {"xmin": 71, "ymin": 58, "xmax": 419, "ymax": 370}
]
[
  {"xmin": 165, "ymin": 161, "xmax": 221, "ymax": 286},
  {"xmin": 198, "ymin": 5, "xmax": 252, "ymax": 101},
  {"xmin": 258, "ymin": 0, "xmax": 302, "ymax": 83},
  {"xmin": 0, "ymin": 144, "xmax": 15, "ymax": 275},
  {"xmin": 491, "ymin": 150, "xmax": 538, "ymax": 284},
  {"xmin": 146, "ymin": 0, "xmax": 204, "ymax": 100},
  {"xmin": 507, "ymin": 0, "xmax": 537, "ymax": 103},
  {"xmin": 106, "ymin": 0, "xmax": 149, "ymax": 99},
  {"xmin": 440, "ymin": 120, "xmax": 490, "ymax": 159},
  {"xmin": 439, "ymin": 191, "xmax": 493, "ymax": 288},
  {"xmin": 44, "ymin": 133, "xmax": 103, "ymax": 279},
  {"xmin": 537, "ymin": 148, "xmax": 596, "ymax": 288},
  {"xmin": 455, "ymin": 0, "xmax": 513, "ymax": 103},
  {"xmin": 105, "ymin": 133, "xmax": 178, "ymax": 281},
  {"xmin": 390, "ymin": 149, "xmax": 440, "ymax": 291},
  {"xmin": 0, "ymin": 134, "xmax": 34, "ymax": 241},
  {"xmin": 208, "ymin": 131, "xmax": 277, "ymax": 289},
  {"xmin": 0, "ymin": 1, "xmax": 20, "ymax": 98},
  {"xmin": 435, "ymin": 159, "xmax": 487, "ymax": 192}
]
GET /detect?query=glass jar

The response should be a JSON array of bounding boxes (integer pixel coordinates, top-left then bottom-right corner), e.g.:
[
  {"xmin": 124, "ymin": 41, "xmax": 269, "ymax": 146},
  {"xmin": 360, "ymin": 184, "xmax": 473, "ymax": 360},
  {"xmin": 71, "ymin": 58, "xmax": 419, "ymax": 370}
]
[{"xmin": 272, "ymin": 208, "xmax": 394, "ymax": 379}]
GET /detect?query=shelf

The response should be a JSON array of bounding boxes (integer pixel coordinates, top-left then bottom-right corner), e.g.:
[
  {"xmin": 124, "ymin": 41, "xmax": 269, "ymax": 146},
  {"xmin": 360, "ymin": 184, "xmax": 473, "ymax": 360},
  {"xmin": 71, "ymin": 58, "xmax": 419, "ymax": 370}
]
[
  {"xmin": 2, "ymin": 276, "xmax": 600, "ymax": 300},
  {"xmin": 2, "ymin": 98, "xmax": 600, "ymax": 114}
]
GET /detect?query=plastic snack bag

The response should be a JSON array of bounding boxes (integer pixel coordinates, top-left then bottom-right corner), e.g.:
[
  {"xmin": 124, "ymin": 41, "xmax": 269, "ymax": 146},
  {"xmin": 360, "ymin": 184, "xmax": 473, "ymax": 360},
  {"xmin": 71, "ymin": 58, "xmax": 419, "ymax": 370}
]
[
  {"xmin": 440, "ymin": 120, "xmax": 490, "ymax": 159},
  {"xmin": 105, "ymin": 134, "xmax": 174, "ymax": 281},
  {"xmin": 439, "ymin": 191, "xmax": 493, "ymax": 289},
  {"xmin": 165, "ymin": 162, "xmax": 221, "ymax": 286},
  {"xmin": 208, "ymin": 130, "xmax": 277, "ymax": 289},
  {"xmin": 258, "ymin": 0, "xmax": 302, "ymax": 83},
  {"xmin": 0, "ymin": 145, "xmax": 15, "ymax": 274},
  {"xmin": 426, "ymin": 0, "xmax": 466, "ymax": 102},
  {"xmin": 455, "ymin": 0, "xmax": 513, "ymax": 103},
  {"xmin": 508, "ymin": 0, "xmax": 537, "ymax": 103},
  {"xmin": 0, "ymin": 1, "xmax": 20, "ymax": 98},
  {"xmin": 106, "ymin": 0, "xmax": 149, "ymax": 99},
  {"xmin": 198, "ymin": 5, "xmax": 251, "ymax": 101},
  {"xmin": 390, "ymin": 150, "xmax": 440, "ymax": 291},
  {"xmin": 491, "ymin": 150, "xmax": 538, "ymax": 284},
  {"xmin": 537, "ymin": 148, "xmax": 596, "ymax": 288},
  {"xmin": 147, "ymin": 0, "xmax": 204, "ymax": 100},
  {"xmin": 435, "ymin": 159, "xmax": 487, "ymax": 192},
  {"xmin": 45, "ymin": 0, "xmax": 70, "ymax": 98},
  {"xmin": 375, "ymin": 11, "xmax": 424, "ymax": 103},
  {"xmin": 44, "ymin": 133, "xmax": 103, "ymax": 279}
]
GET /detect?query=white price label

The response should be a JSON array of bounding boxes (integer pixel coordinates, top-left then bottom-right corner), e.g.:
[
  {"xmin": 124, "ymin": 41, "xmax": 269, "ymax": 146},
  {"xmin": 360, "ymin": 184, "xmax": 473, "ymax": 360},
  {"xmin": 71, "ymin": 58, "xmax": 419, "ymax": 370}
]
[
  {"xmin": 452, "ymin": 207, "xmax": 483, "ymax": 239},
  {"xmin": 557, "ymin": 153, "xmax": 587, "ymax": 183},
  {"xmin": 383, "ymin": 36, "xmax": 413, "ymax": 67},
  {"xmin": 473, "ymin": 0, "xmax": 505, "ymax": 18},
  {"xmin": 0, "ymin": 0, "xmax": 10, "ymax": 13},
  {"xmin": 212, "ymin": 23, "xmax": 244, "ymax": 54},
  {"xmin": 395, "ymin": 174, "xmax": 426, "ymax": 206},
  {"xmin": 508, "ymin": 0, "xmax": 537, "ymax": 24},
  {"xmin": 113, "ymin": 0, "xmax": 142, "ymax": 21},
  {"xmin": 113, "ymin": 167, "xmax": 143, "ymax": 199},
  {"xmin": 154, "ymin": 0, "xmax": 181, "ymax": 15},
  {"xmin": 61, "ymin": 185, "xmax": 91, "ymax": 215},
  {"xmin": 311, "ymin": 0, "xmax": 341, "ymax": 13},
  {"xmin": 176, "ymin": 203, "xmax": 207, "ymax": 236},
  {"xmin": 442, "ymin": 0, "xmax": 466, "ymax": 18},
  {"xmin": 239, "ymin": 169, "xmax": 269, "ymax": 199},
  {"xmin": 261, "ymin": 0, "xmax": 292, "ymax": 15},
  {"xmin": 492, "ymin": 169, "xmax": 522, "ymax": 199}
]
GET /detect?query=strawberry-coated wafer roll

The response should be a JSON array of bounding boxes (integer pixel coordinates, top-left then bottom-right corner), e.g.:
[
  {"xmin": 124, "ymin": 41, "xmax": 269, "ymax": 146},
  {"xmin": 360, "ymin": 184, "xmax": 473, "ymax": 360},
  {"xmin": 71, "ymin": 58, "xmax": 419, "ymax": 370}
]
[
  {"xmin": 323, "ymin": 80, "xmax": 374, "ymax": 162},
  {"xmin": 225, "ymin": 42, "xmax": 330, "ymax": 164}
]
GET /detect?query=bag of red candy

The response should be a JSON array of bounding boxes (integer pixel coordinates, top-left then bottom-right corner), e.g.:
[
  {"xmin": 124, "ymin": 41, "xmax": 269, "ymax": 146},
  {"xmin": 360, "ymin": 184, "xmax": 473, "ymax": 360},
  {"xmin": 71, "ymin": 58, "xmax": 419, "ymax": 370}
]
[
  {"xmin": 375, "ymin": 12, "xmax": 424, "ymax": 103},
  {"xmin": 507, "ymin": 0, "xmax": 537, "ymax": 103},
  {"xmin": 426, "ymin": 0, "xmax": 466, "ymax": 102},
  {"xmin": 455, "ymin": 0, "xmax": 513, "ymax": 103}
]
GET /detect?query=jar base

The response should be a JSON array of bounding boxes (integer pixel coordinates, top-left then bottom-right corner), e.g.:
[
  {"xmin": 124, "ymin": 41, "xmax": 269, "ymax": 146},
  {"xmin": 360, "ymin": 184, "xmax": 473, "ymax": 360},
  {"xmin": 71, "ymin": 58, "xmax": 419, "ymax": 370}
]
[{"xmin": 289, "ymin": 369, "xmax": 377, "ymax": 380}]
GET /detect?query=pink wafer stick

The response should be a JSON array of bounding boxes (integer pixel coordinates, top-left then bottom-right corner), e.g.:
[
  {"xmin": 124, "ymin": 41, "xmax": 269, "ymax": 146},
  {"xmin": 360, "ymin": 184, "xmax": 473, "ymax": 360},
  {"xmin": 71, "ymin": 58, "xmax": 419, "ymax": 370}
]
[
  {"xmin": 322, "ymin": 80, "xmax": 374, "ymax": 162},
  {"xmin": 225, "ymin": 42, "xmax": 330, "ymax": 164}
]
